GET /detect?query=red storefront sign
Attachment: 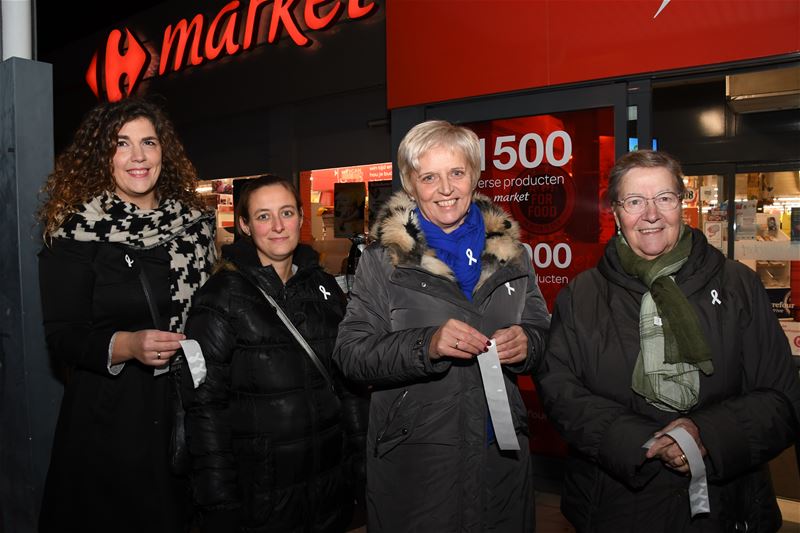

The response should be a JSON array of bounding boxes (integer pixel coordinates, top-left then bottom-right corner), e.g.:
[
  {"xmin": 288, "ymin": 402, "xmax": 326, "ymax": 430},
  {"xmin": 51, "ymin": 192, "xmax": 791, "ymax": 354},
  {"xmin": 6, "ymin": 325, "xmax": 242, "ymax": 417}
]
[
  {"xmin": 86, "ymin": 0, "xmax": 378, "ymax": 101},
  {"xmin": 467, "ymin": 109, "xmax": 616, "ymax": 455}
]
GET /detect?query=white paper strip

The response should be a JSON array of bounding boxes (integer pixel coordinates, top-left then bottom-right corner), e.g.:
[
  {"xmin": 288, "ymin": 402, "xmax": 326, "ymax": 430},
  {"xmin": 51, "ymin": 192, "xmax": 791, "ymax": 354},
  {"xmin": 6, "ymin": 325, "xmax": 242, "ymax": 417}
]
[
  {"xmin": 477, "ymin": 339, "xmax": 520, "ymax": 450},
  {"xmin": 643, "ymin": 426, "xmax": 710, "ymax": 516},
  {"xmin": 179, "ymin": 339, "xmax": 207, "ymax": 388}
]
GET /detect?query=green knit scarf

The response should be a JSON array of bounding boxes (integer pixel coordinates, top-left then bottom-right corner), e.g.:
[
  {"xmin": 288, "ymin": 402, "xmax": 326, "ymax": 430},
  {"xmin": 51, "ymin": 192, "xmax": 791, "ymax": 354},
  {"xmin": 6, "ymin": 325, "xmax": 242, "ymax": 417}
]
[{"xmin": 616, "ymin": 226, "xmax": 713, "ymax": 412}]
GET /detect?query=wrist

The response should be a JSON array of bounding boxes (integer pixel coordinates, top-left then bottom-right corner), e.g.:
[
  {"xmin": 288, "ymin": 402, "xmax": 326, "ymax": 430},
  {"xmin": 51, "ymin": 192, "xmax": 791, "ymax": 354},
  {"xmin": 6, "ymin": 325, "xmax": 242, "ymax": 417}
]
[
  {"xmin": 428, "ymin": 346, "xmax": 441, "ymax": 360},
  {"xmin": 111, "ymin": 331, "xmax": 134, "ymax": 363}
]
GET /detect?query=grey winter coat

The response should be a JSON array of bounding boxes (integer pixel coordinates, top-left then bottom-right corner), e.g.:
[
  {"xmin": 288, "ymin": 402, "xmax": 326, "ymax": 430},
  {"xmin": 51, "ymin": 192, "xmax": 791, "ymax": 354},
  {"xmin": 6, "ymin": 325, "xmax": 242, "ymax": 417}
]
[
  {"xmin": 537, "ymin": 227, "xmax": 800, "ymax": 533},
  {"xmin": 333, "ymin": 192, "xmax": 550, "ymax": 532}
]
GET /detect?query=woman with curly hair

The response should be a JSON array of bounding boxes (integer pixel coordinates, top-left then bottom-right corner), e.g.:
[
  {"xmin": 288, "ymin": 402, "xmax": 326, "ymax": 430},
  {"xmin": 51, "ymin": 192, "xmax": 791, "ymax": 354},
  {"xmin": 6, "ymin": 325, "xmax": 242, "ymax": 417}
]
[{"xmin": 37, "ymin": 97, "xmax": 216, "ymax": 533}]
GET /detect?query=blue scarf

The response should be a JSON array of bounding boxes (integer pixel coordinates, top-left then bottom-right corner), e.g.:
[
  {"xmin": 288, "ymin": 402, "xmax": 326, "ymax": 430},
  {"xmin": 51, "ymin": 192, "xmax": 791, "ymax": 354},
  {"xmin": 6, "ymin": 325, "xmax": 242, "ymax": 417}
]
[{"xmin": 415, "ymin": 204, "xmax": 485, "ymax": 300}]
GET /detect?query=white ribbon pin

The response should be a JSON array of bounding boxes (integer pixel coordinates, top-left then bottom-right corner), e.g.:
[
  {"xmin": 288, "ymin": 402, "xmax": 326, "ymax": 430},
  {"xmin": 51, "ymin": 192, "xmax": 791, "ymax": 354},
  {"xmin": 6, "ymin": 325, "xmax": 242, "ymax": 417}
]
[
  {"xmin": 124, "ymin": 254, "xmax": 134, "ymax": 268},
  {"xmin": 710, "ymin": 290, "xmax": 721, "ymax": 305},
  {"xmin": 465, "ymin": 248, "xmax": 477, "ymax": 266},
  {"xmin": 319, "ymin": 285, "xmax": 331, "ymax": 300},
  {"xmin": 505, "ymin": 282, "xmax": 515, "ymax": 295}
]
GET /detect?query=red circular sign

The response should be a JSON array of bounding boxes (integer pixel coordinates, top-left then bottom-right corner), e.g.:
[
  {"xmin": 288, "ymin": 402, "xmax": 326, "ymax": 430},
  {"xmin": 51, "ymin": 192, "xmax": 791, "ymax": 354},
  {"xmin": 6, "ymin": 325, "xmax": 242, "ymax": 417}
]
[{"xmin": 509, "ymin": 167, "xmax": 576, "ymax": 235}]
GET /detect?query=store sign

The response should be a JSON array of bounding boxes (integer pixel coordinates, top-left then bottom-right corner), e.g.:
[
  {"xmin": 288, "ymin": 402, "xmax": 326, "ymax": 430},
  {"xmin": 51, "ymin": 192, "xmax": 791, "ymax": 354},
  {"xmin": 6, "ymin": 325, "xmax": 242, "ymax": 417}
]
[
  {"xmin": 86, "ymin": 0, "xmax": 378, "ymax": 101},
  {"xmin": 467, "ymin": 108, "xmax": 615, "ymax": 308}
]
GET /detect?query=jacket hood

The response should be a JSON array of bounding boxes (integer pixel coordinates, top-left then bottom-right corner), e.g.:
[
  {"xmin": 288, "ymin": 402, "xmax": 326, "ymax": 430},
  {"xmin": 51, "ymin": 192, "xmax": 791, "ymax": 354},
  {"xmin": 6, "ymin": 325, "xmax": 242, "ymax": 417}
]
[
  {"xmin": 598, "ymin": 226, "xmax": 725, "ymax": 296},
  {"xmin": 370, "ymin": 191, "xmax": 525, "ymax": 290}
]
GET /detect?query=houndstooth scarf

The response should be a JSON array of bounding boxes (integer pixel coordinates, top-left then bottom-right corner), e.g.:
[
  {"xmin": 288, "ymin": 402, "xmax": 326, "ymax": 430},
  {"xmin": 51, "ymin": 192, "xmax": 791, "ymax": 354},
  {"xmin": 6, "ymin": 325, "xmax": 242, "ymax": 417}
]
[{"xmin": 53, "ymin": 192, "xmax": 217, "ymax": 335}]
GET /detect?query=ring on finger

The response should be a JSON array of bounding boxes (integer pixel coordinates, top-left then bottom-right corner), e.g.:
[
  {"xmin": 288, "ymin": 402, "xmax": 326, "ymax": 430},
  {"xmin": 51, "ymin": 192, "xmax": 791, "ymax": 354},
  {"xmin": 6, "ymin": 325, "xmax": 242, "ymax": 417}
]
[
  {"xmin": 156, "ymin": 351, "xmax": 162, "ymax": 360},
  {"xmin": 454, "ymin": 339, "xmax": 460, "ymax": 349},
  {"xmin": 679, "ymin": 453, "xmax": 687, "ymax": 466}
]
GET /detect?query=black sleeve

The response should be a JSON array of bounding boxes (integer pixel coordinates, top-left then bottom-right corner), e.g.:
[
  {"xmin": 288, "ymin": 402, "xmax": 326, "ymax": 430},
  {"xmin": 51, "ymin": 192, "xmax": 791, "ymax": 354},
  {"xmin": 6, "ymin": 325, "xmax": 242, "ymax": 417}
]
[
  {"xmin": 691, "ymin": 268, "xmax": 800, "ymax": 482},
  {"xmin": 335, "ymin": 367, "xmax": 369, "ymax": 506},
  {"xmin": 334, "ymin": 247, "xmax": 452, "ymax": 386},
  {"xmin": 39, "ymin": 238, "xmax": 115, "ymax": 375},
  {"xmin": 512, "ymin": 255, "xmax": 551, "ymax": 375},
  {"xmin": 180, "ymin": 276, "xmax": 241, "ymax": 520}
]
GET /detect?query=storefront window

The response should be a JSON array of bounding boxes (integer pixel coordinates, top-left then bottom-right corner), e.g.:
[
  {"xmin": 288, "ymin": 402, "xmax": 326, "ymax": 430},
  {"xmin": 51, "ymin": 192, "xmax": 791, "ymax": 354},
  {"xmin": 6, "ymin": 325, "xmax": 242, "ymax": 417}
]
[
  {"xmin": 301, "ymin": 163, "xmax": 393, "ymax": 277},
  {"xmin": 196, "ymin": 178, "xmax": 236, "ymax": 255},
  {"xmin": 683, "ymin": 174, "xmax": 724, "ymax": 245},
  {"xmin": 732, "ymin": 170, "xmax": 800, "ymax": 323}
]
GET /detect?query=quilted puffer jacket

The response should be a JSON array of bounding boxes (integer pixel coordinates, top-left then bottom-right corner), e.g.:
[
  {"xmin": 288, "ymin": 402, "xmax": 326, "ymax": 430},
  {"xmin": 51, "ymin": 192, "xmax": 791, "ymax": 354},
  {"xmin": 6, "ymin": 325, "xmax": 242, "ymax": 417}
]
[{"xmin": 181, "ymin": 238, "xmax": 368, "ymax": 533}]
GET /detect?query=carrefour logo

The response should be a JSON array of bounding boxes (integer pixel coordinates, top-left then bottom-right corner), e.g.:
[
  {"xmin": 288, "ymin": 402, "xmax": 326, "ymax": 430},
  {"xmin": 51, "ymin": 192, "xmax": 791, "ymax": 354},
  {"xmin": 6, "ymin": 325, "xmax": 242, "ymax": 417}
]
[{"xmin": 86, "ymin": 0, "xmax": 378, "ymax": 101}]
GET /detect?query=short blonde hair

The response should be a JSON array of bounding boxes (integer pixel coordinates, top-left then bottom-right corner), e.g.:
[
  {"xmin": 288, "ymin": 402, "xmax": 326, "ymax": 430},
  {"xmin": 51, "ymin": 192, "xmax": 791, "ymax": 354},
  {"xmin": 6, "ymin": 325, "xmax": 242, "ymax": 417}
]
[{"xmin": 397, "ymin": 120, "xmax": 482, "ymax": 196}]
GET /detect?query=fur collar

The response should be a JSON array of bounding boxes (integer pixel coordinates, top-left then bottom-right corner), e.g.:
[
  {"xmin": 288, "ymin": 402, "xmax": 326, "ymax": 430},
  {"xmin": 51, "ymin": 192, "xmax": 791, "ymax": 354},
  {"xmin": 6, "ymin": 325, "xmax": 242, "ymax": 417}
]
[{"xmin": 370, "ymin": 191, "xmax": 524, "ymax": 290}]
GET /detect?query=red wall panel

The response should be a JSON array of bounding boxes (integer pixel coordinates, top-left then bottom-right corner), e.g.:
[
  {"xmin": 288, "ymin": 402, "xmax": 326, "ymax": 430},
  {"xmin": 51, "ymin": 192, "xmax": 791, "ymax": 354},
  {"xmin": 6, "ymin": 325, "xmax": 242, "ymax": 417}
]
[{"xmin": 387, "ymin": 0, "xmax": 800, "ymax": 109}]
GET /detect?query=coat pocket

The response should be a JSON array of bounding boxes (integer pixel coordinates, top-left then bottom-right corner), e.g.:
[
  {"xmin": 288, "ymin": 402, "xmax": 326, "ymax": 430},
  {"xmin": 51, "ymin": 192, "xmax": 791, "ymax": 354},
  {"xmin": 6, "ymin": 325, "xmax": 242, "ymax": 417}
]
[
  {"xmin": 373, "ymin": 390, "xmax": 423, "ymax": 458},
  {"xmin": 718, "ymin": 465, "xmax": 782, "ymax": 532}
]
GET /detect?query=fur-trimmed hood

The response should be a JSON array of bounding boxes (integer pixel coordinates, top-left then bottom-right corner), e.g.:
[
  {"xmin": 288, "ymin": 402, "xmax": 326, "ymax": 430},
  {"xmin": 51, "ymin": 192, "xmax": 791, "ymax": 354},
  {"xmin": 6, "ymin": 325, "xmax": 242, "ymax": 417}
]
[{"xmin": 370, "ymin": 191, "xmax": 525, "ymax": 291}]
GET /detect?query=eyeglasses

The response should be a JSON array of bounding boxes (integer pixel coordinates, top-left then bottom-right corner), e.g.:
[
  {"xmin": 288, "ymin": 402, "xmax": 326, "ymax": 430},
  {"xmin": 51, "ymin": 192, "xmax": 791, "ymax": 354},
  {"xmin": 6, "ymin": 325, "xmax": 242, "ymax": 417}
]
[{"xmin": 614, "ymin": 192, "xmax": 682, "ymax": 215}]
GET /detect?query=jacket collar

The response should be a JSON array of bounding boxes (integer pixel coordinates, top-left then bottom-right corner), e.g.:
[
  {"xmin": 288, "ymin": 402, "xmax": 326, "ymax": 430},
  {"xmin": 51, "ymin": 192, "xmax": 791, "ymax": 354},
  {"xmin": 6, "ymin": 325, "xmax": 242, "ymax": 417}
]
[
  {"xmin": 215, "ymin": 238, "xmax": 321, "ymax": 293},
  {"xmin": 371, "ymin": 191, "xmax": 525, "ymax": 290}
]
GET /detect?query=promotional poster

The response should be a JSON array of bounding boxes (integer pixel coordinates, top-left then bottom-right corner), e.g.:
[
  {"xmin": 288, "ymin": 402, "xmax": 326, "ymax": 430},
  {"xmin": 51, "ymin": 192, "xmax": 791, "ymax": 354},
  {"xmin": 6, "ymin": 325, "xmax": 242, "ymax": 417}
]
[
  {"xmin": 467, "ymin": 108, "xmax": 616, "ymax": 309},
  {"xmin": 466, "ymin": 109, "xmax": 616, "ymax": 456}
]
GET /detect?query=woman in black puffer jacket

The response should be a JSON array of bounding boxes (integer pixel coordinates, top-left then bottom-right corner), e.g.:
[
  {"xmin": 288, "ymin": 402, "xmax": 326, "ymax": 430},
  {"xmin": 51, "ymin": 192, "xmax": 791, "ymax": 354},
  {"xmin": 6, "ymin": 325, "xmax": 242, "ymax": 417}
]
[{"xmin": 180, "ymin": 175, "xmax": 367, "ymax": 533}]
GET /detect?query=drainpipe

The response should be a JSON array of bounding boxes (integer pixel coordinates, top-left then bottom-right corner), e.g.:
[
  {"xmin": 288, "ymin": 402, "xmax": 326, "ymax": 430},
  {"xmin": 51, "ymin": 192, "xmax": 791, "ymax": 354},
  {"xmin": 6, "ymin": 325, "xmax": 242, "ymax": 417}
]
[{"xmin": 1, "ymin": 0, "xmax": 33, "ymax": 60}]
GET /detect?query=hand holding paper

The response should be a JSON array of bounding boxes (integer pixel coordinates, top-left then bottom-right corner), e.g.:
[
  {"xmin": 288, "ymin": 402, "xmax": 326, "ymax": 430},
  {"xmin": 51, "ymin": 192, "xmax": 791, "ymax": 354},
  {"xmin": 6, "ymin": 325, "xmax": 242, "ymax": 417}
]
[{"xmin": 477, "ymin": 339, "xmax": 520, "ymax": 450}]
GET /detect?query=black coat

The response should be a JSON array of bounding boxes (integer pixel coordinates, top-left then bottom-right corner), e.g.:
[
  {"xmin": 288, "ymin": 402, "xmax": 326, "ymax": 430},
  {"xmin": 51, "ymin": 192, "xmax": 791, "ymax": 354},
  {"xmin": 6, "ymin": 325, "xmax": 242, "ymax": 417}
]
[
  {"xmin": 181, "ymin": 239, "xmax": 366, "ymax": 533},
  {"xmin": 537, "ymin": 228, "xmax": 800, "ymax": 532},
  {"xmin": 38, "ymin": 238, "xmax": 188, "ymax": 533}
]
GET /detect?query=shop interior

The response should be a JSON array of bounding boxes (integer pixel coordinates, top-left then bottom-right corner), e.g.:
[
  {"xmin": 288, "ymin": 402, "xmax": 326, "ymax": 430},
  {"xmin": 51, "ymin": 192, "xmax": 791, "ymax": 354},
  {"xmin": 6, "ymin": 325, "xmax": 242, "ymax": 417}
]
[
  {"xmin": 195, "ymin": 163, "xmax": 393, "ymax": 283},
  {"xmin": 682, "ymin": 168, "xmax": 800, "ymax": 505}
]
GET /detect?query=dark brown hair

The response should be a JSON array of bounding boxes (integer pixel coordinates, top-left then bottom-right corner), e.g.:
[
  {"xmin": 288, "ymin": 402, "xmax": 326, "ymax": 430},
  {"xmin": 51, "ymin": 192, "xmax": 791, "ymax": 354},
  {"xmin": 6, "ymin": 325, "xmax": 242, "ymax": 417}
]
[
  {"xmin": 39, "ymin": 97, "xmax": 204, "ymax": 237},
  {"xmin": 607, "ymin": 149, "xmax": 686, "ymax": 206},
  {"xmin": 235, "ymin": 174, "xmax": 302, "ymax": 239}
]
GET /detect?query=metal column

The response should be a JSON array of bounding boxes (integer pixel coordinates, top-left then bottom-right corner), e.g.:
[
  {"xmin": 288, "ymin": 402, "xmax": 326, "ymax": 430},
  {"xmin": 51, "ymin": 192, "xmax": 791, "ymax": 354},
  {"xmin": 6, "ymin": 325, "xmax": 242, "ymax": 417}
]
[{"xmin": 0, "ymin": 56, "xmax": 59, "ymax": 533}]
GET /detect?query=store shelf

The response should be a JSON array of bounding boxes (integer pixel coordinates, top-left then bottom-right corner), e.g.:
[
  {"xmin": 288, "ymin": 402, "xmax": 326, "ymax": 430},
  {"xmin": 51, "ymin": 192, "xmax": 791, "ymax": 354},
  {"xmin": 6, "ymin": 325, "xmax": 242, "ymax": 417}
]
[{"xmin": 735, "ymin": 240, "xmax": 800, "ymax": 261}]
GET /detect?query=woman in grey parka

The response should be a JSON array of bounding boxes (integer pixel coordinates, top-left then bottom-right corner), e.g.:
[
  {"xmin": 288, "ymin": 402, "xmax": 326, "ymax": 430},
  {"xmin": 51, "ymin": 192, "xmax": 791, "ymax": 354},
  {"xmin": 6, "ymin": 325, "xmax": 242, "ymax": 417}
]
[{"xmin": 333, "ymin": 120, "xmax": 550, "ymax": 532}]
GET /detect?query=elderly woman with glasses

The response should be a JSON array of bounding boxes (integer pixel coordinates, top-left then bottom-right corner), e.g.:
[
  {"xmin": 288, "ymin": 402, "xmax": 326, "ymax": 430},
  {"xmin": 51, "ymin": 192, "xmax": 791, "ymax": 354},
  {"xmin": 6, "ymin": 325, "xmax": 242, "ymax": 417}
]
[{"xmin": 537, "ymin": 150, "xmax": 800, "ymax": 532}]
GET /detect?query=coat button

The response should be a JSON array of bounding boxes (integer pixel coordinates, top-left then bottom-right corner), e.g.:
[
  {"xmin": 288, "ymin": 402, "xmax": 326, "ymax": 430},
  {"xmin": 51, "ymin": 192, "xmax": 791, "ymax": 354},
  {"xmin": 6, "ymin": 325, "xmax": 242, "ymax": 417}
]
[
  {"xmin": 401, "ymin": 428, "xmax": 408, "ymax": 435},
  {"xmin": 421, "ymin": 282, "xmax": 427, "ymax": 288}
]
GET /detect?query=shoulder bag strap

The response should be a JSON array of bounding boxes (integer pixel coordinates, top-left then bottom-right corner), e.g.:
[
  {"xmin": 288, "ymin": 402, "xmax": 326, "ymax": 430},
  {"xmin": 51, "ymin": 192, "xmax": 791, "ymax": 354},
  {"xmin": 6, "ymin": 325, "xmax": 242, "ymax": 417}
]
[
  {"xmin": 135, "ymin": 257, "xmax": 165, "ymax": 331},
  {"xmin": 252, "ymin": 284, "xmax": 336, "ymax": 392},
  {"xmin": 124, "ymin": 249, "xmax": 171, "ymax": 376}
]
